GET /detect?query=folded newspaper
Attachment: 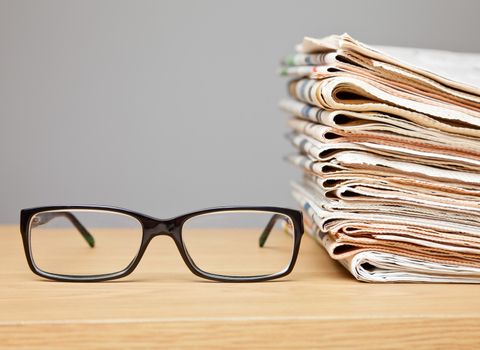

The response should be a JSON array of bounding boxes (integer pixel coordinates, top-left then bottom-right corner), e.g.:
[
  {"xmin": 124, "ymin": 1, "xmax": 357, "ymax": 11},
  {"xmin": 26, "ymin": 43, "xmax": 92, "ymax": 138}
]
[{"xmin": 280, "ymin": 33, "xmax": 480, "ymax": 282}]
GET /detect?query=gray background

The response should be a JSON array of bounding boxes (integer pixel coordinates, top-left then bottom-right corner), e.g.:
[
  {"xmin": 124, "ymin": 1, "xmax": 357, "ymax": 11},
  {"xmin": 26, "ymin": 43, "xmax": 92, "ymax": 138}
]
[{"xmin": 1, "ymin": 0, "xmax": 479, "ymax": 223}]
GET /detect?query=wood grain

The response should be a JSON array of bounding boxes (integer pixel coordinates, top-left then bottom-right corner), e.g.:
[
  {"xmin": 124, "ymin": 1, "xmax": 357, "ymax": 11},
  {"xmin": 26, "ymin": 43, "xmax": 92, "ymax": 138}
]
[{"xmin": 1, "ymin": 225, "xmax": 479, "ymax": 349}]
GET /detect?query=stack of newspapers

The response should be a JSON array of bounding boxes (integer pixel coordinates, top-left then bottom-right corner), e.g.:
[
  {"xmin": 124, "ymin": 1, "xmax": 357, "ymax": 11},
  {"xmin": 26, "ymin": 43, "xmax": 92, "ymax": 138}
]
[{"xmin": 280, "ymin": 33, "xmax": 480, "ymax": 282}]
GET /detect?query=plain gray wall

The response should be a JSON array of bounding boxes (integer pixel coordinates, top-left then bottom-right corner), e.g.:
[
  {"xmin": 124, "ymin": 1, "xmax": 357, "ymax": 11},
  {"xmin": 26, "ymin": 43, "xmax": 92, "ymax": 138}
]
[{"xmin": 1, "ymin": 0, "xmax": 479, "ymax": 223}]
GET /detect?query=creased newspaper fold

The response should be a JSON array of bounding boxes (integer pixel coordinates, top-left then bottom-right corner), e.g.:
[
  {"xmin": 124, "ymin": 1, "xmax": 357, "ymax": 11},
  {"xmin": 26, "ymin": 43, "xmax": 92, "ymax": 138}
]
[{"xmin": 280, "ymin": 33, "xmax": 480, "ymax": 282}]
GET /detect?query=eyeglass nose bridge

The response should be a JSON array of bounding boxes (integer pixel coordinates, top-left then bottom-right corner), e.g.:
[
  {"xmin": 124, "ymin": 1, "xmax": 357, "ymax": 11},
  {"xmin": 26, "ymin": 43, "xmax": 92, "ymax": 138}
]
[{"xmin": 144, "ymin": 219, "xmax": 181, "ymax": 240}]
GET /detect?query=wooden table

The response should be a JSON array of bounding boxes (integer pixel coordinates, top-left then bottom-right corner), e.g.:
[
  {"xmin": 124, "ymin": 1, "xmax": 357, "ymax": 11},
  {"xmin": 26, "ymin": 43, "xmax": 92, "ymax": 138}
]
[{"xmin": 1, "ymin": 225, "xmax": 479, "ymax": 349}]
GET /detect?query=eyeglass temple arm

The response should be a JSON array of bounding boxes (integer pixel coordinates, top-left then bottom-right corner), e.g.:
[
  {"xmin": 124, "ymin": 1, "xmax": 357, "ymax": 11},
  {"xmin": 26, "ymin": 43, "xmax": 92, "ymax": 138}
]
[
  {"xmin": 32, "ymin": 212, "xmax": 95, "ymax": 248},
  {"xmin": 258, "ymin": 214, "xmax": 286, "ymax": 247}
]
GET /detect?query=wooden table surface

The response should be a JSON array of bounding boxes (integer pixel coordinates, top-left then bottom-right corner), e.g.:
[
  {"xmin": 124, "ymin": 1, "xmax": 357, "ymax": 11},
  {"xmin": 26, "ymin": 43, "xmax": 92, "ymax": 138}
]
[{"xmin": 1, "ymin": 225, "xmax": 479, "ymax": 349}]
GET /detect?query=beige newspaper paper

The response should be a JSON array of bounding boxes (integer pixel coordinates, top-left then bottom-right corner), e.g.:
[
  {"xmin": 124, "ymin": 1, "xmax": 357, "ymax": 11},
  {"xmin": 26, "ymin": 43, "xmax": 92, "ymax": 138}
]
[{"xmin": 281, "ymin": 33, "xmax": 480, "ymax": 282}]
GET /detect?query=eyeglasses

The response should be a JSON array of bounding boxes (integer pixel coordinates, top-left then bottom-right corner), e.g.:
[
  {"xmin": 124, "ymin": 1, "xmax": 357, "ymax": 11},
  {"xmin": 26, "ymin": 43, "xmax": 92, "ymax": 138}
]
[{"xmin": 20, "ymin": 206, "xmax": 304, "ymax": 282}]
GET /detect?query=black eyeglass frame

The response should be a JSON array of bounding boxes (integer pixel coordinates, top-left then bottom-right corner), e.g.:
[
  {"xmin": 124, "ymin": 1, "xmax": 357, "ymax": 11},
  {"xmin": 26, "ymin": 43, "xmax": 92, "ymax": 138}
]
[{"xmin": 20, "ymin": 205, "xmax": 304, "ymax": 283}]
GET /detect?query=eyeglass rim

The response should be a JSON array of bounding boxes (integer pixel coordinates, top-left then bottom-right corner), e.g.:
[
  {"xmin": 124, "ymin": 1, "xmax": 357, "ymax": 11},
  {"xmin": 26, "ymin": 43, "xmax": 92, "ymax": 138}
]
[{"xmin": 20, "ymin": 205, "xmax": 304, "ymax": 283}]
